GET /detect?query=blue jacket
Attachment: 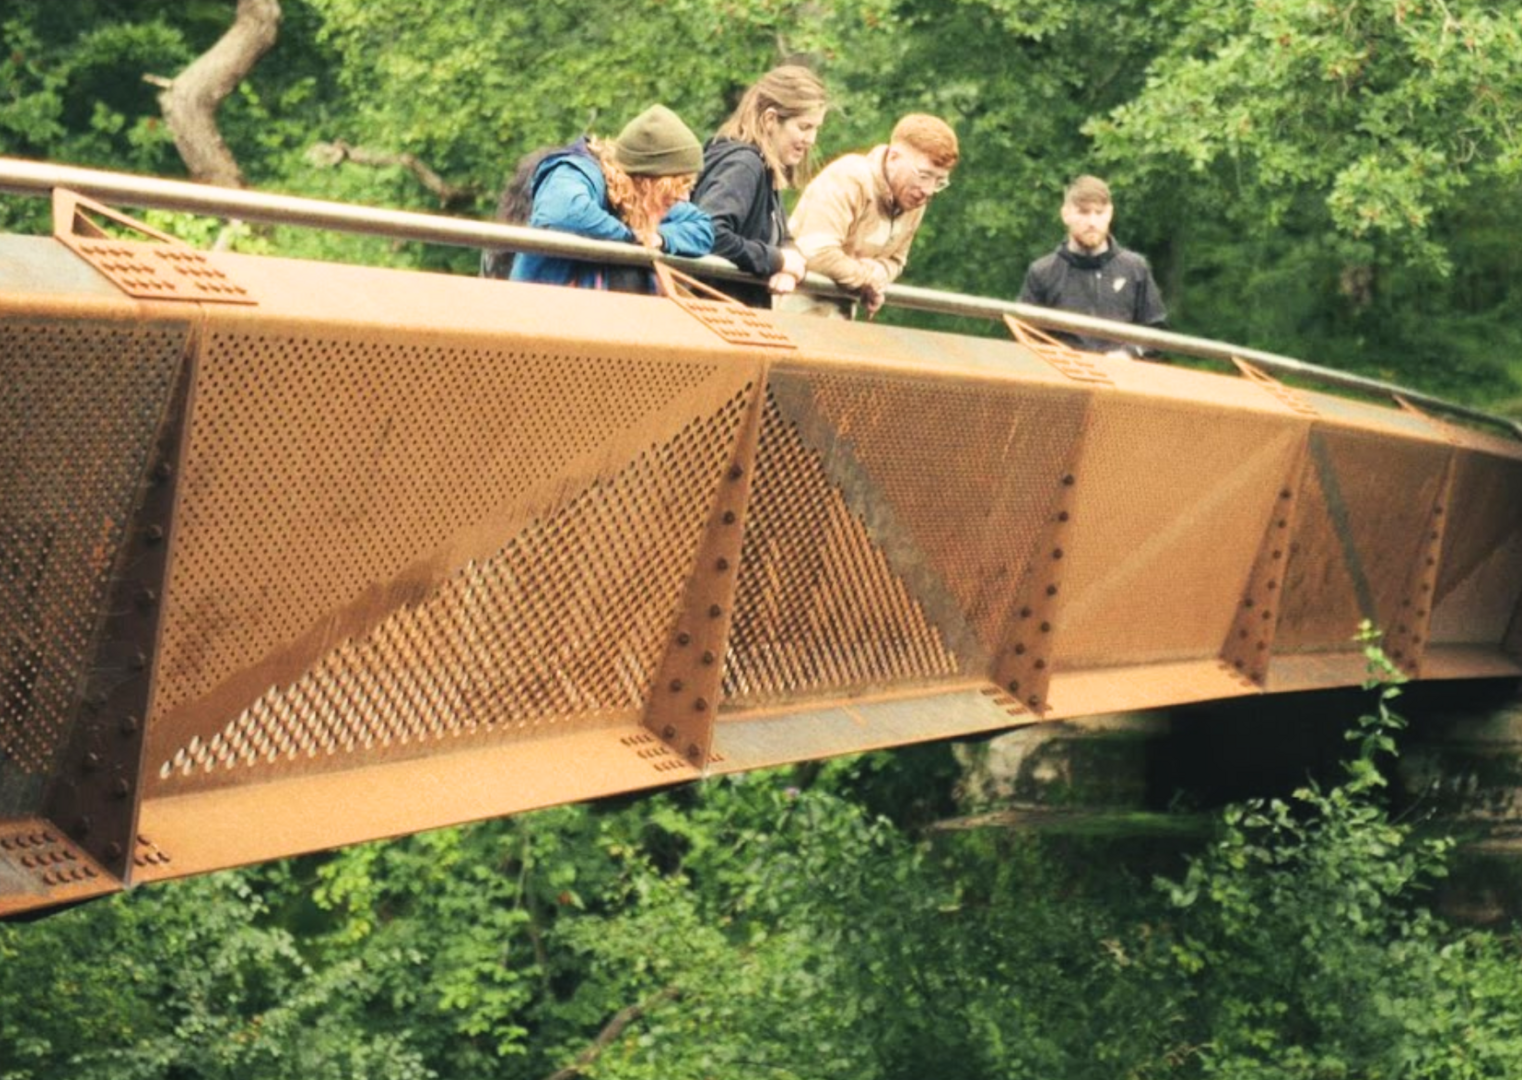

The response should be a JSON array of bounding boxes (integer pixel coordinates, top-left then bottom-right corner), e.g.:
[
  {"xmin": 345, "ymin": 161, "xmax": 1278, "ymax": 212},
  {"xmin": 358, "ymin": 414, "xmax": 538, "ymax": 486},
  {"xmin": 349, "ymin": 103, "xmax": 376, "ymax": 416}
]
[{"xmin": 510, "ymin": 141, "xmax": 713, "ymax": 291}]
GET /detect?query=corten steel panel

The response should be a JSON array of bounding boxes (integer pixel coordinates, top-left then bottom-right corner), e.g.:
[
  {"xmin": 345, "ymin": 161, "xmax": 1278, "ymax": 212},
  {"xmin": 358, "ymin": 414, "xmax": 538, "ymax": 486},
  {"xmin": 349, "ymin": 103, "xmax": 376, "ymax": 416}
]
[
  {"xmin": 1051, "ymin": 393, "xmax": 1306, "ymax": 669},
  {"xmin": 1275, "ymin": 427, "xmax": 1452, "ymax": 653},
  {"xmin": 1429, "ymin": 453, "xmax": 1522, "ymax": 648},
  {"xmin": 0, "ymin": 311, "xmax": 188, "ymax": 807},
  {"xmin": 4, "ymin": 230, "xmax": 1522, "ymax": 917},
  {"xmin": 719, "ymin": 368, "xmax": 1088, "ymax": 710}
]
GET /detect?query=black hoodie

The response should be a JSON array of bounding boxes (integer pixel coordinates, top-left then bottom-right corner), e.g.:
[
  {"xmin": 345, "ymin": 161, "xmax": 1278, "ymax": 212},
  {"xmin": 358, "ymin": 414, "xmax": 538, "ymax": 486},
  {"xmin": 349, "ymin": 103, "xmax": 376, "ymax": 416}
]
[{"xmin": 691, "ymin": 137, "xmax": 790, "ymax": 307}]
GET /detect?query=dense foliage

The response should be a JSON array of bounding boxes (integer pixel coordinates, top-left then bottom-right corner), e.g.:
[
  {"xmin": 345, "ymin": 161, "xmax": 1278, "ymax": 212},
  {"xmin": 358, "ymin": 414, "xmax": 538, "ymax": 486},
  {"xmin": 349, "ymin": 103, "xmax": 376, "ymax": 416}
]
[
  {"xmin": 1, "ymin": 0, "xmax": 1519, "ymax": 402},
  {"xmin": 5, "ymin": 636, "xmax": 1522, "ymax": 1077}
]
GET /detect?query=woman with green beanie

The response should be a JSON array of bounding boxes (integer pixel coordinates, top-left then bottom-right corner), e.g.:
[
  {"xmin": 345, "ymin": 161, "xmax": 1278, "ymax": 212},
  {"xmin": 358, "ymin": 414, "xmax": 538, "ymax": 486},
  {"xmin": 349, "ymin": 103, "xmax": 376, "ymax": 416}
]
[{"xmin": 510, "ymin": 104, "xmax": 714, "ymax": 291}]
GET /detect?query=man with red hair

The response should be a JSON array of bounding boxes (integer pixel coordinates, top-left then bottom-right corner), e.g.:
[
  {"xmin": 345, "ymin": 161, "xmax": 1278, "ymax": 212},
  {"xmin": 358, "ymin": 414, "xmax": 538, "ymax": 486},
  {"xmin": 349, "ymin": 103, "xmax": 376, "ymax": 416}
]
[{"xmin": 783, "ymin": 113, "xmax": 959, "ymax": 318}]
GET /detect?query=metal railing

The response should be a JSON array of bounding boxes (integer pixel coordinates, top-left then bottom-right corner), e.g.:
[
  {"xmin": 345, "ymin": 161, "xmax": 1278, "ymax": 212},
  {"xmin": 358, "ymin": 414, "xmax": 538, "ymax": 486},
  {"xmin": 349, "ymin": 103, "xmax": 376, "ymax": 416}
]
[{"xmin": 2, "ymin": 155, "xmax": 1516, "ymax": 438}]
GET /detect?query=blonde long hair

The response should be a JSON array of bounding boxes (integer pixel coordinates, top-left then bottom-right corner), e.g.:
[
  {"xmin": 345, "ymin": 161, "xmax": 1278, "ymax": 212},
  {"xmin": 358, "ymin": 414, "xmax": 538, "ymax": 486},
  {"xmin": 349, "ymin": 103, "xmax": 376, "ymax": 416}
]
[
  {"xmin": 589, "ymin": 138, "xmax": 696, "ymax": 242},
  {"xmin": 714, "ymin": 65, "xmax": 828, "ymax": 189}
]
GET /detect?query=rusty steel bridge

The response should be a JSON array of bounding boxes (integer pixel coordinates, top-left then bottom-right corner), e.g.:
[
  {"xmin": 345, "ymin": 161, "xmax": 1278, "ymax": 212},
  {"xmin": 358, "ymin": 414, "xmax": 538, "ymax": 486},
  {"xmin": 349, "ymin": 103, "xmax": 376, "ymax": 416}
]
[{"xmin": 1, "ymin": 161, "xmax": 1520, "ymax": 918}]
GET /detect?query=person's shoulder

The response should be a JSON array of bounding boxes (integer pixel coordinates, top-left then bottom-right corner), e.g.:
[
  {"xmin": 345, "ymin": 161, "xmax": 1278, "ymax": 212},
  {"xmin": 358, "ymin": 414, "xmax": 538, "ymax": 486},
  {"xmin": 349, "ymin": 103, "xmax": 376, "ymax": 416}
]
[
  {"xmin": 703, "ymin": 138, "xmax": 764, "ymax": 169},
  {"xmin": 1109, "ymin": 243, "xmax": 1155, "ymax": 272},
  {"xmin": 813, "ymin": 149, "xmax": 874, "ymax": 182},
  {"xmin": 1026, "ymin": 246, "xmax": 1066, "ymax": 275},
  {"xmin": 537, "ymin": 149, "xmax": 601, "ymax": 187},
  {"xmin": 801, "ymin": 150, "xmax": 876, "ymax": 202}
]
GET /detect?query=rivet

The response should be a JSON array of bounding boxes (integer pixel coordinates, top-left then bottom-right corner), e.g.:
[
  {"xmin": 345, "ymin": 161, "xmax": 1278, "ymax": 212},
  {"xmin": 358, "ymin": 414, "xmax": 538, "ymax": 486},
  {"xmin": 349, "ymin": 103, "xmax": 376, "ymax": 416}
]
[
  {"xmin": 1014, "ymin": 644, "xmax": 1026, "ymax": 656},
  {"xmin": 135, "ymin": 587, "xmax": 157, "ymax": 611},
  {"xmin": 1261, "ymin": 610, "xmax": 1272, "ymax": 620},
  {"xmin": 111, "ymin": 778, "xmax": 130, "ymax": 799},
  {"xmin": 1280, "ymin": 488, "xmax": 1292, "ymax": 499},
  {"xmin": 1234, "ymin": 659, "xmax": 1245, "ymax": 670},
  {"xmin": 1057, "ymin": 511, "xmax": 1070, "ymax": 523},
  {"xmin": 1239, "ymin": 630, "xmax": 1248, "ymax": 640},
  {"xmin": 1007, "ymin": 680, "xmax": 1020, "ymax": 694},
  {"xmin": 686, "ymin": 744, "xmax": 701, "ymax": 760},
  {"xmin": 669, "ymin": 679, "xmax": 684, "ymax": 692},
  {"xmin": 119, "ymin": 715, "xmax": 140, "ymax": 737},
  {"xmin": 151, "ymin": 461, "xmax": 173, "ymax": 483},
  {"xmin": 1256, "ymin": 642, "xmax": 1267, "ymax": 651},
  {"xmin": 715, "ymin": 557, "xmax": 730, "ymax": 571},
  {"xmin": 1244, "ymin": 598, "xmax": 1255, "ymax": 608},
  {"xmin": 1034, "ymin": 659, "xmax": 1046, "ymax": 670},
  {"xmin": 104, "ymin": 842, "xmax": 123, "ymax": 861},
  {"xmin": 722, "ymin": 510, "xmax": 737, "ymax": 525},
  {"xmin": 676, "ymin": 631, "xmax": 692, "ymax": 646},
  {"xmin": 1266, "ymin": 581, "xmax": 1277, "ymax": 591},
  {"xmin": 728, "ymin": 464, "xmax": 744, "ymax": 480},
  {"xmin": 1425, "ymin": 556, "xmax": 1436, "ymax": 566},
  {"xmin": 1272, "ymin": 550, "xmax": 1283, "ymax": 560},
  {"xmin": 1061, "ymin": 474, "xmax": 1075, "ymax": 486},
  {"xmin": 662, "ymin": 725, "xmax": 676, "ymax": 739},
  {"xmin": 708, "ymin": 604, "xmax": 723, "ymax": 618},
  {"xmin": 1434, "ymin": 506, "xmax": 1444, "ymax": 516},
  {"xmin": 1040, "ymin": 622, "xmax": 1051, "ymax": 633},
  {"xmin": 1027, "ymin": 695, "xmax": 1041, "ymax": 708},
  {"xmin": 701, "ymin": 650, "xmax": 716, "ymax": 665},
  {"xmin": 1046, "ymin": 584, "xmax": 1058, "ymax": 597},
  {"xmin": 129, "ymin": 651, "xmax": 148, "ymax": 671},
  {"xmin": 143, "ymin": 524, "xmax": 165, "ymax": 544},
  {"xmin": 693, "ymin": 698, "xmax": 708, "ymax": 712},
  {"xmin": 1020, "ymin": 606, "xmax": 1033, "ymax": 618},
  {"xmin": 1051, "ymin": 548, "xmax": 1063, "ymax": 560},
  {"xmin": 82, "ymin": 752, "xmax": 102, "ymax": 773},
  {"xmin": 1277, "ymin": 519, "xmax": 1288, "ymax": 529}
]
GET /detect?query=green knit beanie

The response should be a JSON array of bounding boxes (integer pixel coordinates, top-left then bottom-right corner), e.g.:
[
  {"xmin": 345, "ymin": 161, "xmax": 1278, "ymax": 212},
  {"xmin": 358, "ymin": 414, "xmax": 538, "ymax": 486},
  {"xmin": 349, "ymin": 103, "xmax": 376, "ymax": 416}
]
[{"xmin": 612, "ymin": 105, "xmax": 703, "ymax": 176}]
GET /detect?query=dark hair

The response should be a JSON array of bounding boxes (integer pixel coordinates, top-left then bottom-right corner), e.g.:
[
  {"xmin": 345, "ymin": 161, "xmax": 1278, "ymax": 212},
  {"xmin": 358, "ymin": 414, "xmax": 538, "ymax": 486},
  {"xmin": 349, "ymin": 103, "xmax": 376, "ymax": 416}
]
[{"xmin": 481, "ymin": 145, "xmax": 559, "ymax": 279}]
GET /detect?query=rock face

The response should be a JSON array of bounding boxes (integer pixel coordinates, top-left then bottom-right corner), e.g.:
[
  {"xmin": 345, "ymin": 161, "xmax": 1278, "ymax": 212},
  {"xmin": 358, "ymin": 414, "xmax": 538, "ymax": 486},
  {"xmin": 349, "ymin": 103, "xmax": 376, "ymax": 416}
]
[
  {"xmin": 954, "ymin": 712, "xmax": 1173, "ymax": 812},
  {"xmin": 1399, "ymin": 702, "xmax": 1522, "ymax": 833}
]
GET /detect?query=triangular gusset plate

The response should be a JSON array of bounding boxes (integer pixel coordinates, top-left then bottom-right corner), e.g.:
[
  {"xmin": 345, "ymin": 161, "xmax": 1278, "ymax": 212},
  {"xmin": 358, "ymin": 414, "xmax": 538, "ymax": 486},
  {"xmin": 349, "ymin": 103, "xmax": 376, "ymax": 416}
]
[{"xmin": 52, "ymin": 188, "xmax": 256, "ymax": 305}]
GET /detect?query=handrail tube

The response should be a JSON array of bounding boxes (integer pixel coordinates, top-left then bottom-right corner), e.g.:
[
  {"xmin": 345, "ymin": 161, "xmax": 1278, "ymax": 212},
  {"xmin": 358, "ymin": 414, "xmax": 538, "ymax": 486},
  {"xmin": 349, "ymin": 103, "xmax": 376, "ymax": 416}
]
[{"xmin": 2, "ymin": 156, "xmax": 1516, "ymax": 438}]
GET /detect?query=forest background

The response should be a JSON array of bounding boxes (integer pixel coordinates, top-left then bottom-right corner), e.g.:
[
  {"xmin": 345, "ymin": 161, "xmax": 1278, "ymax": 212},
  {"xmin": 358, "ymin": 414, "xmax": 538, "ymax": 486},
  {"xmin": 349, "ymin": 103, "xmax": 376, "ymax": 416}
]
[{"xmin": 4, "ymin": 1, "xmax": 1522, "ymax": 1077}]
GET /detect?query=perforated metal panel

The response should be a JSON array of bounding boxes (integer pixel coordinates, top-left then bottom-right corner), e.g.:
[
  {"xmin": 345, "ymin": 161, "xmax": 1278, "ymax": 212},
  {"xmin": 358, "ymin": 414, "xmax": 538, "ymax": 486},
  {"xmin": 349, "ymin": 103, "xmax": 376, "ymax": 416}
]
[
  {"xmin": 1055, "ymin": 397, "xmax": 1305, "ymax": 667},
  {"xmin": 157, "ymin": 387, "xmax": 752, "ymax": 790},
  {"xmin": 0, "ymin": 317, "xmax": 186, "ymax": 807},
  {"xmin": 1276, "ymin": 429, "xmax": 1451, "ymax": 651},
  {"xmin": 722, "ymin": 389, "xmax": 961, "ymax": 705},
  {"xmin": 152, "ymin": 330, "xmax": 726, "ymax": 745}
]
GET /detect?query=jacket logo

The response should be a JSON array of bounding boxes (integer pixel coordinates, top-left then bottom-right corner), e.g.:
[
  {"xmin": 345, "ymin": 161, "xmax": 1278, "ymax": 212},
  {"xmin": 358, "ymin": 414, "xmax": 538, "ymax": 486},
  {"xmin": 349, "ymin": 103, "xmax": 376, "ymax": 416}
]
[{"xmin": 1112, "ymin": 278, "xmax": 1128, "ymax": 293}]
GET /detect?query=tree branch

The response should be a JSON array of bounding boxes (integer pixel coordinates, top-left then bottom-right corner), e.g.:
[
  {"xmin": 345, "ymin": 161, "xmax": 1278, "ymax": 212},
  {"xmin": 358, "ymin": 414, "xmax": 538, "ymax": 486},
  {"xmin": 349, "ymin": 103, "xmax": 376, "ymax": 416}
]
[
  {"xmin": 542, "ymin": 985, "xmax": 681, "ymax": 1080},
  {"xmin": 307, "ymin": 140, "xmax": 479, "ymax": 207},
  {"xmin": 158, "ymin": 0, "xmax": 282, "ymax": 187}
]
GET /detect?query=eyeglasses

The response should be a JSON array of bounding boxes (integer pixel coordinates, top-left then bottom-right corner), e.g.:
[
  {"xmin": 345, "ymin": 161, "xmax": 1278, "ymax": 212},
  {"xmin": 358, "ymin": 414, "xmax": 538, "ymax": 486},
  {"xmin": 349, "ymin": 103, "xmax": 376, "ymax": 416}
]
[{"xmin": 913, "ymin": 167, "xmax": 952, "ymax": 194}]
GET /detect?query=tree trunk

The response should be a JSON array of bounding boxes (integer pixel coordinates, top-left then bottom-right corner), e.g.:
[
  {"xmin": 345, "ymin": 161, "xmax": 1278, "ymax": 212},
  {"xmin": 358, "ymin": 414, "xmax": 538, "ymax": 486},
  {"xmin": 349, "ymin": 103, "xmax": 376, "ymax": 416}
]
[{"xmin": 158, "ymin": 0, "xmax": 282, "ymax": 187}]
